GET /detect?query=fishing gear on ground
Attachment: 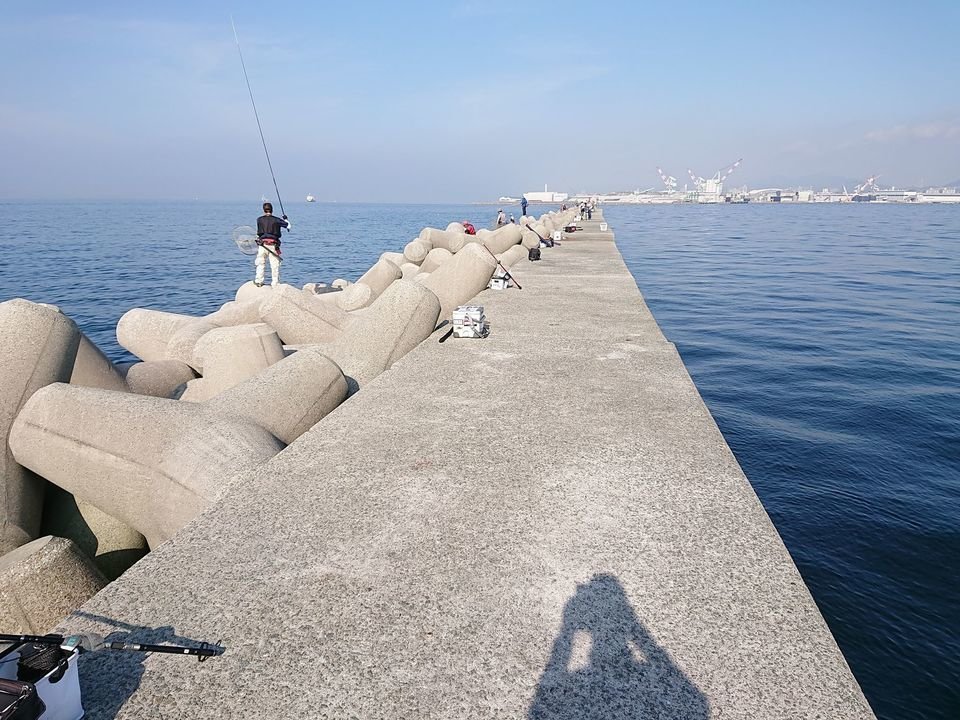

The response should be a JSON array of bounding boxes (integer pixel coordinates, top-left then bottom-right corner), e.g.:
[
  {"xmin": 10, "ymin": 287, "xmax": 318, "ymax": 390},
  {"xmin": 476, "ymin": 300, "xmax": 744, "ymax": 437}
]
[
  {"xmin": 0, "ymin": 632, "xmax": 223, "ymax": 720},
  {"xmin": 481, "ymin": 244, "xmax": 522, "ymax": 290}
]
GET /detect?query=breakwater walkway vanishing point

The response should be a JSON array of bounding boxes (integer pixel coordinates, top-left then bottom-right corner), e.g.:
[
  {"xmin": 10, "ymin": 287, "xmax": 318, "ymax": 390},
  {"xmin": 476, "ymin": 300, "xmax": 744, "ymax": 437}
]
[{"xmin": 58, "ymin": 211, "xmax": 874, "ymax": 718}]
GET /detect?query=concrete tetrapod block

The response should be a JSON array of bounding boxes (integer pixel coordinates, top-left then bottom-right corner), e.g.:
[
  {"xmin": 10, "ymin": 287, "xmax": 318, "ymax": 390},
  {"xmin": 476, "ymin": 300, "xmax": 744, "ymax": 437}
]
[
  {"xmin": 419, "ymin": 247, "xmax": 454, "ymax": 273},
  {"xmin": 479, "ymin": 223, "xmax": 523, "ymax": 254},
  {"xmin": 419, "ymin": 228, "xmax": 468, "ymax": 253},
  {"xmin": 206, "ymin": 299, "xmax": 265, "ymax": 327},
  {"xmin": 446, "ymin": 221, "xmax": 465, "ymax": 233},
  {"xmin": 0, "ymin": 535, "xmax": 106, "ymax": 633},
  {"xmin": 380, "ymin": 251, "xmax": 406, "ymax": 266},
  {"xmin": 403, "ymin": 239, "xmax": 432, "ymax": 265},
  {"xmin": 180, "ymin": 324, "xmax": 286, "ymax": 403},
  {"xmin": 497, "ymin": 244, "xmax": 529, "ymax": 269},
  {"xmin": 336, "ymin": 258, "xmax": 402, "ymax": 312},
  {"xmin": 312, "ymin": 280, "xmax": 441, "ymax": 394},
  {"xmin": 399, "ymin": 262, "xmax": 420, "ymax": 280},
  {"xmin": 116, "ymin": 309, "xmax": 195, "ymax": 363},
  {"xmin": 9, "ymin": 385, "xmax": 285, "ymax": 547},
  {"xmin": 235, "ymin": 281, "xmax": 294, "ymax": 304},
  {"xmin": 40, "ymin": 487, "xmax": 148, "ymax": 581},
  {"xmin": 421, "ymin": 242, "xmax": 498, "ymax": 322},
  {"xmin": 259, "ymin": 285, "xmax": 353, "ymax": 345},
  {"xmin": 165, "ymin": 319, "xmax": 219, "ymax": 371},
  {"xmin": 69, "ymin": 333, "xmax": 128, "ymax": 393},
  {"xmin": 0, "ymin": 299, "xmax": 81, "ymax": 555},
  {"xmin": 520, "ymin": 228, "xmax": 541, "ymax": 249},
  {"xmin": 207, "ymin": 350, "xmax": 348, "ymax": 444},
  {"xmin": 123, "ymin": 360, "xmax": 197, "ymax": 398}
]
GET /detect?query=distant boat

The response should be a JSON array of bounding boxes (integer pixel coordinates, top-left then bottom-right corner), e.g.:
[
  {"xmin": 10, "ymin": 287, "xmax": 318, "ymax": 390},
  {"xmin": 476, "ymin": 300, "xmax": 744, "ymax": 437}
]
[
  {"xmin": 498, "ymin": 196, "xmax": 520, "ymax": 203},
  {"xmin": 306, "ymin": 195, "xmax": 316, "ymax": 203}
]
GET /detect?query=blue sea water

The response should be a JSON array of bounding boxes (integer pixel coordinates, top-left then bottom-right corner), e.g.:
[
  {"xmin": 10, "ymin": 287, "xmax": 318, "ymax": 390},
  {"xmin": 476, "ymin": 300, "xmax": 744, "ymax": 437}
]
[
  {"xmin": 604, "ymin": 203, "xmax": 960, "ymax": 720},
  {"xmin": 3, "ymin": 200, "xmax": 958, "ymax": 719}
]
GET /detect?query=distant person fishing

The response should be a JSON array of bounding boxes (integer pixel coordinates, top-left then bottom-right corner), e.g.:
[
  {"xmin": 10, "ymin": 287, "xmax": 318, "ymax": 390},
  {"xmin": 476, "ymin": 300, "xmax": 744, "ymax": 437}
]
[
  {"xmin": 254, "ymin": 202, "xmax": 290, "ymax": 287},
  {"xmin": 231, "ymin": 17, "xmax": 296, "ymax": 281}
]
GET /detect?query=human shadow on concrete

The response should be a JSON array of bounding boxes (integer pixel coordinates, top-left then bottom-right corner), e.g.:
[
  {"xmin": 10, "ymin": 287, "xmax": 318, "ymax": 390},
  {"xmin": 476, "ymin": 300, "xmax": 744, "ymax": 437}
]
[
  {"xmin": 70, "ymin": 610, "xmax": 220, "ymax": 720},
  {"xmin": 529, "ymin": 573, "xmax": 710, "ymax": 719}
]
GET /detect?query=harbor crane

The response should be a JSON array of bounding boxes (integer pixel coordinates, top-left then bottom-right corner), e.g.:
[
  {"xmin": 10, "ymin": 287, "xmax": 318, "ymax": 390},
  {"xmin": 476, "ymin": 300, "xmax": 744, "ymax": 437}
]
[
  {"xmin": 687, "ymin": 158, "xmax": 743, "ymax": 192},
  {"xmin": 855, "ymin": 174, "xmax": 881, "ymax": 194},
  {"xmin": 656, "ymin": 167, "xmax": 678, "ymax": 194},
  {"xmin": 842, "ymin": 175, "xmax": 881, "ymax": 200}
]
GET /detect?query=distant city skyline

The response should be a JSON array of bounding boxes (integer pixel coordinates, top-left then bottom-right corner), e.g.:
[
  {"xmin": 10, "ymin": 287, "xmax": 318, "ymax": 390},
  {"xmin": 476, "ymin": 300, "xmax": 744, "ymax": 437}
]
[{"xmin": 2, "ymin": 1, "xmax": 958, "ymax": 202}]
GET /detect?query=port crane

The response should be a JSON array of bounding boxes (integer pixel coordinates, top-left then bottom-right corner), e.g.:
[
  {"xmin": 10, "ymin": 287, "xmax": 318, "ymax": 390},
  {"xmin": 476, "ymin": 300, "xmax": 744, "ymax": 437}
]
[
  {"xmin": 843, "ymin": 174, "xmax": 881, "ymax": 200},
  {"xmin": 687, "ymin": 158, "xmax": 742, "ymax": 192},
  {"xmin": 656, "ymin": 167, "xmax": 678, "ymax": 194},
  {"xmin": 855, "ymin": 175, "xmax": 881, "ymax": 194}
]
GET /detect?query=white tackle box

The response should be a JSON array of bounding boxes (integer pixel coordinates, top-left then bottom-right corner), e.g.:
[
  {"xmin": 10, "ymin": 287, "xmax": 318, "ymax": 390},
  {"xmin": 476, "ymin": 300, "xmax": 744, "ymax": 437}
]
[{"xmin": 452, "ymin": 305, "xmax": 488, "ymax": 338}]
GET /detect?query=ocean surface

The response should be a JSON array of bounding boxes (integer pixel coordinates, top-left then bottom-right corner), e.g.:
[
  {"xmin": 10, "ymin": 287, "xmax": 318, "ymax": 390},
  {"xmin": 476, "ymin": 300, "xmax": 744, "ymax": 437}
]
[{"xmin": 4, "ymin": 200, "xmax": 959, "ymax": 719}]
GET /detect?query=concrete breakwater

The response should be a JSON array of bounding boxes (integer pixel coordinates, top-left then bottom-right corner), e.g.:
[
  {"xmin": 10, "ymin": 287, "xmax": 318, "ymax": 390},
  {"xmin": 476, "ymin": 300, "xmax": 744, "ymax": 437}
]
[
  {"xmin": 1, "ymin": 209, "xmax": 876, "ymax": 718},
  {"xmin": 0, "ymin": 210, "xmax": 572, "ymax": 632}
]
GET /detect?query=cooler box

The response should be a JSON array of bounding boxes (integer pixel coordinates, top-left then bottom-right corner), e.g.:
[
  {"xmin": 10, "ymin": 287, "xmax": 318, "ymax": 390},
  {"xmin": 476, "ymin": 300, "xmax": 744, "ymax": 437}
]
[
  {"xmin": 0, "ymin": 642, "xmax": 83, "ymax": 720},
  {"xmin": 488, "ymin": 270, "xmax": 511, "ymax": 290},
  {"xmin": 452, "ymin": 305, "xmax": 488, "ymax": 338}
]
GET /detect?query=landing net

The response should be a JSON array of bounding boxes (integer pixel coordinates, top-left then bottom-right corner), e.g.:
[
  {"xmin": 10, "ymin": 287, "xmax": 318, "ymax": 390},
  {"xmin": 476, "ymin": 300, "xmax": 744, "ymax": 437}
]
[{"xmin": 232, "ymin": 225, "xmax": 259, "ymax": 255}]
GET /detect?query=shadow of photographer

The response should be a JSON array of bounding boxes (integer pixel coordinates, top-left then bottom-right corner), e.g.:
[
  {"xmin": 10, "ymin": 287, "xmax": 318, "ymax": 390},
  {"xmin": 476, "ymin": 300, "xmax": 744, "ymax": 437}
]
[{"xmin": 529, "ymin": 573, "xmax": 709, "ymax": 719}]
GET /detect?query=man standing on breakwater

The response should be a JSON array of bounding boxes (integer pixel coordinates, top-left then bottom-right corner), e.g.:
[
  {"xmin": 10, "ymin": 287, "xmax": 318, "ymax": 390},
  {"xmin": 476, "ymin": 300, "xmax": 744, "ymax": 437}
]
[
  {"xmin": 521, "ymin": 196, "xmax": 528, "ymax": 216},
  {"xmin": 255, "ymin": 202, "xmax": 290, "ymax": 287},
  {"xmin": 496, "ymin": 208, "xmax": 506, "ymax": 227}
]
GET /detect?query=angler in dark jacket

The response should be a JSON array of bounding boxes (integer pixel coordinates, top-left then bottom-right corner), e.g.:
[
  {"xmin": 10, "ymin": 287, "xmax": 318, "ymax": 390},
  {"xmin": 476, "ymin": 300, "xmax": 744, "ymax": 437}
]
[{"xmin": 254, "ymin": 201, "xmax": 290, "ymax": 287}]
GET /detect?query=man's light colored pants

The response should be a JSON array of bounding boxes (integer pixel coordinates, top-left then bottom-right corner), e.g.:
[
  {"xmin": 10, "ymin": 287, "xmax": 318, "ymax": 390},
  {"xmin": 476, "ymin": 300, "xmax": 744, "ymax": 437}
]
[{"xmin": 255, "ymin": 244, "xmax": 281, "ymax": 286}]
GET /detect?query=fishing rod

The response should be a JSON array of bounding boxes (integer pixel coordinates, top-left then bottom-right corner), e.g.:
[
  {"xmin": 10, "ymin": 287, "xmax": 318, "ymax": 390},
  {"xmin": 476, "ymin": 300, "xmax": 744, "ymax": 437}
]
[
  {"xmin": 231, "ymin": 16, "xmax": 286, "ymax": 219},
  {"xmin": 0, "ymin": 633, "xmax": 222, "ymax": 662},
  {"xmin": 481, "ymin": 244, "xmax": 522, "ymax": 290}
]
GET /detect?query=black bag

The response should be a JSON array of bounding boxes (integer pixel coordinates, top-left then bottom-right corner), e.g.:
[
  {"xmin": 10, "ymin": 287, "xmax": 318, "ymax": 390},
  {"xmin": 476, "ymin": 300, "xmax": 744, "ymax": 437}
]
[
  {"xmin": 528, "ymin": 247, "xmax": 541, "ymax": 261},
  {"xmin": 0, "ymin": 679, "xmax": 45, "ymax": 720}
]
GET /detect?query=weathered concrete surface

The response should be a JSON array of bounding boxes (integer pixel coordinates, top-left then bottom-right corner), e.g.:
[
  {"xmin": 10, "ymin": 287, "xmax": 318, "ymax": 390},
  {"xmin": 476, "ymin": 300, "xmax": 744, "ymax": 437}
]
[
  {"xmin": 61, "ymin": 223, "xmax": 874, "ymax": 719},
  {"xmin": 0, "ymin": 535, "xmax": 105, "ymax": 633},
  {"xmin": 0, "ymin": 299, "xmax": 81, "ymax": 554},
  {"xmin": 41, "ymin": 486, "xmax": 148, "ymax": 581},
  {"xmin": 9, "ymin": 386, "xmax": 285, "ymax": 548}
]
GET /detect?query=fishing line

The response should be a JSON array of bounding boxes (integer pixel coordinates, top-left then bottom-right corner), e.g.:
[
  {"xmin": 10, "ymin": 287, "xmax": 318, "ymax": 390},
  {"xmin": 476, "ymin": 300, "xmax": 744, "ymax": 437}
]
[{"xmin": 231, "ymin": 15, "xmax": 285, "ymax": 218}]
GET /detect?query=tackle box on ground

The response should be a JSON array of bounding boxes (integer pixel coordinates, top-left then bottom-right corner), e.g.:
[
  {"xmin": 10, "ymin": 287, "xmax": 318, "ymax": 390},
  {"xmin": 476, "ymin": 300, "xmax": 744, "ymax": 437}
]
[
  {"xmin": 452, "ymin": 305, "xmax": 488, "ymax": 338},
  {"xmin": 0, "ymin": 641, "xmax": 83, "ymax": 720}
]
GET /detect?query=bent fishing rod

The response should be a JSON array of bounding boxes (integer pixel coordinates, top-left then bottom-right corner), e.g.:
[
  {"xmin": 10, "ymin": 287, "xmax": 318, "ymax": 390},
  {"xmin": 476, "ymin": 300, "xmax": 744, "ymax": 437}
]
[{"xmin": 231, "ymin": 16, "xmax": 286, "ymax": 219}]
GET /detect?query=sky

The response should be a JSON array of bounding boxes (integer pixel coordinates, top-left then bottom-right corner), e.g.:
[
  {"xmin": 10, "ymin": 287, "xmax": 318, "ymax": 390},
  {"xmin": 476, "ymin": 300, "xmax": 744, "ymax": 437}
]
[{"xmin": 2, "ymin": 0, "xmax": 959, "ymax": 201}]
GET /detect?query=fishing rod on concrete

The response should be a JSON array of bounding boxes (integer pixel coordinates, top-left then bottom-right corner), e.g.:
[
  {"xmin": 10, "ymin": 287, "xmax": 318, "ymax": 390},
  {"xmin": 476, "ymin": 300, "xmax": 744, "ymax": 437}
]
[
  {"xmin": 481, "ymin": 244, "xmax": 522, "ymax": 290},
  {"xmin": 231, "ymin": 15, "xmax": 286, "ymax": 220},
  {"xmin": 0, "ymin": 632, "xmax": 222, "ymax": 662}
]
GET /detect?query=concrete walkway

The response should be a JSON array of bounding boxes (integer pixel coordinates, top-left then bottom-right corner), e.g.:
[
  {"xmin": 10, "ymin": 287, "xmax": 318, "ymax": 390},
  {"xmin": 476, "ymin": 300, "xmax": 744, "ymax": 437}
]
[{"xmin": 67, "ymin": 212, "xmax": 875, "ymax": 718}]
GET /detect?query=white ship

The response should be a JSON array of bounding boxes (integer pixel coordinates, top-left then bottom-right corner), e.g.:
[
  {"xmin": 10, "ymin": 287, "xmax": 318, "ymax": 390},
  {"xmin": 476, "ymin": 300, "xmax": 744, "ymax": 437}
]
[{"xmin": 306, "ymin": 195, "xmax": 316, "ymax": 203}]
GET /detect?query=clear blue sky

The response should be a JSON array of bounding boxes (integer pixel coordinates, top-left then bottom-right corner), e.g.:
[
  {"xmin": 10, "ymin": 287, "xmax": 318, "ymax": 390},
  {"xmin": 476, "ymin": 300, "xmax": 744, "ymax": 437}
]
[{"xmin": 3, "ymin": 1, "xmax": 959, "ymax": 201}]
